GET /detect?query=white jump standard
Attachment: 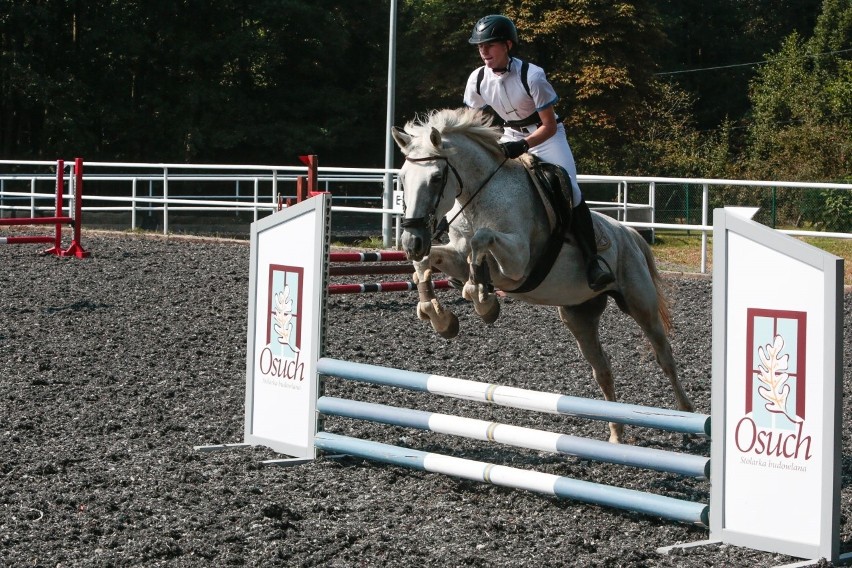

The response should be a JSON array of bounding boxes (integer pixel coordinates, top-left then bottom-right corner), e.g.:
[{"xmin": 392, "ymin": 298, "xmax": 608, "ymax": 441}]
[{"xmin": 205, "ymin": 195, "xmax": 846, "ymax": 566}]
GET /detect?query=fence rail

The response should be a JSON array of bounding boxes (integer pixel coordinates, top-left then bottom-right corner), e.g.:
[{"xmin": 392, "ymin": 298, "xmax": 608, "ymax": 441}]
[{"xmin": 2, "ymin": 159, "xmax": 851, "ymax": 273}]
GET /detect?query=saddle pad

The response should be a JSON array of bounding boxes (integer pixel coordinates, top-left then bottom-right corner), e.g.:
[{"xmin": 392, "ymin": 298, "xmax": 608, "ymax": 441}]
[{"xmin": 593, "ymin": 216, "xmax": 612, "ymax": 251}]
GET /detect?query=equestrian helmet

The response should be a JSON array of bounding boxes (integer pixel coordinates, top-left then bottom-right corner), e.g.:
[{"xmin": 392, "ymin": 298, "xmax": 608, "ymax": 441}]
[{"xmin": 468, "ymin": 15, "xmax": 519, "ymax": 46}]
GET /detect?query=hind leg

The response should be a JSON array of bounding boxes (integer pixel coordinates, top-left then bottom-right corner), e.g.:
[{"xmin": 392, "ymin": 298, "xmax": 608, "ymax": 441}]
[
  {"xmin": 623, "ymin": 293, "xmax": 693, "ymax": 413},
  {"xmin": 558, "ymin": 296, "xmax": 623, "ymax": 443}
]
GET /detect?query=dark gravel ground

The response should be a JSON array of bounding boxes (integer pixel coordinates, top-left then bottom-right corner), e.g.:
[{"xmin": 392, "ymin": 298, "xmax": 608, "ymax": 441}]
[{"xmin": 0, "ymin": 231, "xmax": 849, "ymax": 567}]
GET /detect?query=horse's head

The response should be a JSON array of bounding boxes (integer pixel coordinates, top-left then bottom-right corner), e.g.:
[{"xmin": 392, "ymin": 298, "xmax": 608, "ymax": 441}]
[
  {"xmin": 392, "ymin": 125, "xmax": 460, "ymax": 260},
  {"xmin": 392, "ymin": 108, "xmax": 502, "ymax": 261}
]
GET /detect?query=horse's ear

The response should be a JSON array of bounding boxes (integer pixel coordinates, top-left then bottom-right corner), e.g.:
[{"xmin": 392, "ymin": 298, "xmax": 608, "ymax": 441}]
[
  {"xmin": 391, "ymin": 127, "xmax": 411, "ymax": 151},
  {"xmin": 429, "ymin": 127, "xmax": 442, "ymax": 150}
]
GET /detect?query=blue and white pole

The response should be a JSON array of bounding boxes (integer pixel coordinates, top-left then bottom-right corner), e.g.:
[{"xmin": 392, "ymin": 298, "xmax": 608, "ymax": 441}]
[
  {"xmin": 317, "ymin": 396, "xmax": 710, "ymax": 478},
  {"xmin": 317, "ymin": 358, "xmax": 711, "ymax": 436},
  {"xmin": 314, "ymin": 432, "xmax": 709, "ymax": 526}
]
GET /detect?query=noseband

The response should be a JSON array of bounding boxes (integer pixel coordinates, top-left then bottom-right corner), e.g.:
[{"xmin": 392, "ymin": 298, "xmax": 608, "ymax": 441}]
[{"xmin": 400, "ymin": 156, "xmax": 464, "ymax": 233}]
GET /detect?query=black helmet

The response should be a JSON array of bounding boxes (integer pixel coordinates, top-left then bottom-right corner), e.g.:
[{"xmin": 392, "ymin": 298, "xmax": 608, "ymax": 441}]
[{"xmin": 468, "ymin": 15, "xmax": 518, "ymax": 46}]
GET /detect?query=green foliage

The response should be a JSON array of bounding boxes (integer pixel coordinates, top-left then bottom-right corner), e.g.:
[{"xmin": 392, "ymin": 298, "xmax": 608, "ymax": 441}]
[
  {"xmin": 740, "ymin": 0, "xmax": 852, "ymax": 228},
  {"xmin": 0, "ymin": 0, "xmax": 390, "ymax": 165},
  {"xmin": 746, "ymin": 0, "xmax": 852, "ymax": 178},
  {"xmin": 814, "ymin": 189, "xmax": 852, "ymax": 231},
  {"xmin": 0, "ymin": 0, "xmax": 850, "ymax": 192}
]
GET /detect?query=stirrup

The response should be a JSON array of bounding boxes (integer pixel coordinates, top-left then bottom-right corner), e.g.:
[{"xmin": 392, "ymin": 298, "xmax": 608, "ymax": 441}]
[{"xmin": 587, "ymin": 256, "xmax": 614, "ymax": 291}]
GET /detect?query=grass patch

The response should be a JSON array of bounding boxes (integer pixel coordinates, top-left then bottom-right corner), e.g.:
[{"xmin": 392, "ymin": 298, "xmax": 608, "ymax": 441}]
[{"xmin": 651, "ymin": 231, "xmax": 852, "ymax": 284}]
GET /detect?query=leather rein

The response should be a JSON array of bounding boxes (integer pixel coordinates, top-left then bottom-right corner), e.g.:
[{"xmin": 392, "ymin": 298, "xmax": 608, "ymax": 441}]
[{"xmin": 400, "ymin": 154, "xmax": 507, "ymax": 240}]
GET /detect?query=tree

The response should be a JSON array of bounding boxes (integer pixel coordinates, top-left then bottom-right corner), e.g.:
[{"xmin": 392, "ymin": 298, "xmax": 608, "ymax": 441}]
[{"xmin": 745, "ymin": 0, "xmax": 852, "ymax": 228}]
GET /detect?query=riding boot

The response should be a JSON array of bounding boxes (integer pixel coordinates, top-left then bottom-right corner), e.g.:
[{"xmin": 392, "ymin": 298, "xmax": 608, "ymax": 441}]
[{"xmin": 572, "ymin": 199, "xmax": 615, "ymax": 291}]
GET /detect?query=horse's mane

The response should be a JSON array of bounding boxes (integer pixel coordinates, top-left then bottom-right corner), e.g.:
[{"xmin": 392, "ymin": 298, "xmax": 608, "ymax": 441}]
[{"xmin": 402, "ymin": 108, "xmax": 503, "ymax": 157}]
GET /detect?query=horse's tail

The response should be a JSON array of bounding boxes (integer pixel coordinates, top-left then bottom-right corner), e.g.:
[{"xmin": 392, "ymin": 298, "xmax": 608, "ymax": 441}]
[{"xmin": 629, "ymin": 228, "xmax": 673, "ymax": 335}]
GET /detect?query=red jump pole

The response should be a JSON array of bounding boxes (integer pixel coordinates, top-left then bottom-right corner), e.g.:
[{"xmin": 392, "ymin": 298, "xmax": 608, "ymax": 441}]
[
  {"xmin": 328, "ymin": 279, "xmax": 451, "ymax": 295},
  {"xmin": 1, "ymin": 235, "xmax": 54, "ymax": 245},
  {"xmin": 61, "ymin": 157, "xmax": 90, "ymax": 258},
  {"xmin": 0, "ymin": 216, "xmax": 73, "ymax": 226}
]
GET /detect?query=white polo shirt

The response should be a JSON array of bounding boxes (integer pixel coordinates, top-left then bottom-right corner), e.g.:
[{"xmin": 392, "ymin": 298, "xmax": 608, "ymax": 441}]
[
  {"xmin": 463, "ymin": 57, "xmax": 558, "ymax": 126},
  {"xmin": 463, "ymin": 57, "xmax": 583, "ymax": 206}
]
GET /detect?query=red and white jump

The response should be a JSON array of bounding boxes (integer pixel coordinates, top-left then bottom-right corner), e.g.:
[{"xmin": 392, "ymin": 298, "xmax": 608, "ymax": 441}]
[{"xmin": 0, "ymin": 158, "xmax": 89, "ymax": 258}]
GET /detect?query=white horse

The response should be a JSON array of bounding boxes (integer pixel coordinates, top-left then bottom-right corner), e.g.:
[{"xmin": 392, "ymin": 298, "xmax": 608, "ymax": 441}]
[{"xmin": 391, "ymin": 107, "xmax": 693, "ymax": 443}]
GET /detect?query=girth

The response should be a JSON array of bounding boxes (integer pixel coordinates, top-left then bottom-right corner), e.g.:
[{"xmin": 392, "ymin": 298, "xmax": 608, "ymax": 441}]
[{"xmin": 502, "ymin": 156, "xmax": 573, "ymax": 294}]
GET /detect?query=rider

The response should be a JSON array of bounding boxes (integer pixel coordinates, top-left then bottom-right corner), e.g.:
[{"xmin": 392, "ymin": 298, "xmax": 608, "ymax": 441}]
[{"xmin": 463, "ymin": 14, "xmax": 614, "ymax": 292}]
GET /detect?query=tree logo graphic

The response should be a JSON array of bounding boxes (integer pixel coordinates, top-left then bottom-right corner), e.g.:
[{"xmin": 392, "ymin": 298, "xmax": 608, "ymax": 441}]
[
  {"xmin": 266, "ymin": 264, "xmax": 304, "ymax": 357},
  {"xmin": 745, "ymin": 308, "xmax": 807, "ymax": 429}
]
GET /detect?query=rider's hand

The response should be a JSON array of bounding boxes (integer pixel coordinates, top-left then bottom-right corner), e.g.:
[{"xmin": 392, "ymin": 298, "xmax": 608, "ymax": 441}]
[{"xmin": 499, "ymin": 139, "xmax": 529, "ymax": 159}]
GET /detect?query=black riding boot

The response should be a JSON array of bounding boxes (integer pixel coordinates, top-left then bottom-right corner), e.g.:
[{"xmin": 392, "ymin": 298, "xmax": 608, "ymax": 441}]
[{"xmin": 572, "ymin": 199, "xmax": 615, "ymax": 291}]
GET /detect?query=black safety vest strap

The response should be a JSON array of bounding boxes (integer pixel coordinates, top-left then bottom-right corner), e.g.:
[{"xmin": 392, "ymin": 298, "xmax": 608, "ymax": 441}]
[{"xmin": 476, "ymin": 60, "xmax": 531, "ymax": 98}]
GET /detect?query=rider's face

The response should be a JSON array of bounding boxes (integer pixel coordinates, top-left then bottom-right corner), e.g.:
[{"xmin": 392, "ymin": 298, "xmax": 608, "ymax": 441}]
[{"xmin": 477, "ymin": 41, "xmax": 511, "ymax": 69}]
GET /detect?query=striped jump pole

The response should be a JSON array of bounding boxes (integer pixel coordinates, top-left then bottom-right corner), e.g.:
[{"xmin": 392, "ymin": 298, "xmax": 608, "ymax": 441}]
[
  {"xmin": 327, "ymin": 250, "xmax": 447, "ymax": 294},
  {"xmin": 330, "ymin": 251, "xmax": 408, "ymax": 262},
  {"xmin": 315, "ymin": 432, "xmax": 709, "ymax": 526},
  {"xmin": 317, "ymin": 357, "xmax": 711, "ymax": 436},
  {"xmin": 318, "ymin": 396, "xmax": 710, "ymax": 478},
  {"xmin": 329, "ymin": 279, "xmax": 451, "ymax": 295},
  {"xmin": 329, "ymin": 264, "xmax": 418, "ymax": 277}
]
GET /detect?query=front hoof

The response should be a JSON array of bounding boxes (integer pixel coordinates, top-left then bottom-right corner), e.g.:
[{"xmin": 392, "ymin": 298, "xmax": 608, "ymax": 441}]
[
  {"xmin": 435, "ymin": 313, "xmax": 460, "ymax": 339},
  {"xmin": 479, "ymin": 300, "xmax": 500, "ymax": 324}
]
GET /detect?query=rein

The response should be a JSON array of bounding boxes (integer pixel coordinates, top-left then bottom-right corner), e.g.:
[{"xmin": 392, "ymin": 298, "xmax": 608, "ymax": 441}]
[{"xmin": 401, "ymin": 154, "xmax": 508, "ymax": 240}]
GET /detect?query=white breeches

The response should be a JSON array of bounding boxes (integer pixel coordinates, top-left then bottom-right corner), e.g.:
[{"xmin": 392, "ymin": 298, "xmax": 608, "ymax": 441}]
[{"xmin": 502, "ymin": 122, "xmax": 582, "ymax": 206}]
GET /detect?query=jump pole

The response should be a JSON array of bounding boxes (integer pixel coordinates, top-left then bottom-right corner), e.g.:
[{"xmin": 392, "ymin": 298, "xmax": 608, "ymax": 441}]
[
  {"xmin": 316, "ymin": 357, "xmax": 710, "ymax": 436},
  {"xmin": 204, "ymin": 197, "xmax": 845, "ymax": 565},
  {"xmin": 314, "ymin": 432, "xmax": 708, "ymax": 526},
  {"xmin": 317, "ymin": 396, "xmax": 710, "ymax": 478},
  {"xmin": 328, "ymin": 279, "xmax": 450, "ymax": 295}
]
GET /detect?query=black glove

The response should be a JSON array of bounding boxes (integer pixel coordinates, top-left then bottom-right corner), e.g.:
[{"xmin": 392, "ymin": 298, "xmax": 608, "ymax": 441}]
[{"xmin": 499, "ymin": 139, "xmax": 529, "ymax": 159}]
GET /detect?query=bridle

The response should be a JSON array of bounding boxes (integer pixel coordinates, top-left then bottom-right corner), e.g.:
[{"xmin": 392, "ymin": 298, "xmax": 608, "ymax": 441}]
[
  {"xmin": 399, "ymin": 155, "xmax": 463, "ymax": 234},
  {"xmin": 400, "ymin": 154, "xmax": 507, "ymax": 239}
]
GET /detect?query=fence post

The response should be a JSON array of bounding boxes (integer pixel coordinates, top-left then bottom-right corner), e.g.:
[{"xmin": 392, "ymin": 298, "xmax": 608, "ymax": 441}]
[
  {"xmin": 771, "ymin": 186, "xmax": 777, "ymax": 228},
  {"xmin": 272, "ymin": 170, "xmax": 278, "ymax": 211},
  {"xmin": 700, "ymin": 183, "xmax": 709, "ymax": 274},
  {"xmin": 163, "ymin": 167, "xmax": 169, "ymax": 235},
  {"xmin": 649, "ymin": 181, "xmax": 656, "ymax": 244},
  {"xmin": 30, "ymin": 177, "xmax": 36, "ymax": 218},
  {"xmin": 253, "ymin": 177, "xmax": 259, "ymax": 222},
  {"xmin": 131, "ymin": 178, "xmax": 137, "ymax": 230}
]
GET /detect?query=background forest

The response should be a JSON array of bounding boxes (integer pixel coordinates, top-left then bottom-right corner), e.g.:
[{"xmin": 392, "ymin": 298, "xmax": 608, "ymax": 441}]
[{"xmin": 1, "ymin": 0, "xmax": 850, "ymax": 184}]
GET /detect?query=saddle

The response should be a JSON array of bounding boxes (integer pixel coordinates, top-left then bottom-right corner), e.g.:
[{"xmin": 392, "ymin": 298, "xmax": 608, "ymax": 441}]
[
  {"xmin": 506, "ymin": 155, "xmax": 609, "ymax": 294},
  {"xmin": 519, "ymin": 154, "xmax": 574, "ymax": 234}
]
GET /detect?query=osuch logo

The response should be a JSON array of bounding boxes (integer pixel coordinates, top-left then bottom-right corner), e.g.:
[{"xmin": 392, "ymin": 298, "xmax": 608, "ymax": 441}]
[
  {"xmin": 735, "ymin": 309, "xmax": 813, "ymax": 461},
  {"xmin": 257, "ymin": 264, "xmax": 306, "ymax": 384}
]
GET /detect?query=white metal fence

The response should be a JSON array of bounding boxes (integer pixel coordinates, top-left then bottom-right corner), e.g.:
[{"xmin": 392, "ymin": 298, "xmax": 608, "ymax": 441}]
[{"xmin": 2, "ymin": 159, "xmax": 851, "ymax": 274}]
